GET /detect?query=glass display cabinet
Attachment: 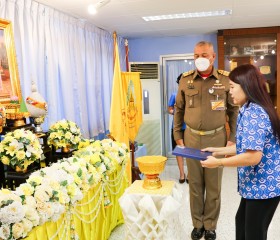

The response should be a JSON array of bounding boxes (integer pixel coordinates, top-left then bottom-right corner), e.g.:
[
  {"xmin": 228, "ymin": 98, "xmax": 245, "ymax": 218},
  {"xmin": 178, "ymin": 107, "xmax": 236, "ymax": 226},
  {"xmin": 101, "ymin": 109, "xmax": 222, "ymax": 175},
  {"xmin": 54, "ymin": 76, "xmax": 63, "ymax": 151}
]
[{"xmin": 217, "ymin": 27, "xmax": 280, "ymax": 113}]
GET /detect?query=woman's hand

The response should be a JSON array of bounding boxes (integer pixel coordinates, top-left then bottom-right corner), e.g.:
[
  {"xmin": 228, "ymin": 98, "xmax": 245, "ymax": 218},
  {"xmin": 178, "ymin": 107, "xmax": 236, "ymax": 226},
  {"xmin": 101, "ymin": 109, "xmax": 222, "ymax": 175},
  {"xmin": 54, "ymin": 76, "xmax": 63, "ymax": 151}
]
[
  {"xmin": 202, "ymin": 144, "xmax": 236, "ymax": 157},
  {"xmin": 201, "ymin": 147, "xmax": 222, "ymax": 157},
  {"xmin": 201, "ymin": 156, "xmax": 222, "ymax": 168}
]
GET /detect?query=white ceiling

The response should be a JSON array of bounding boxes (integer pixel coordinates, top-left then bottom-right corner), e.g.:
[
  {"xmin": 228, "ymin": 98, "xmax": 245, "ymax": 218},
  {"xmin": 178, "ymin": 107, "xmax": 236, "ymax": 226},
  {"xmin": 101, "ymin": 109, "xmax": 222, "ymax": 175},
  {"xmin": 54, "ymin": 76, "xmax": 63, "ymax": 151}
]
[{"xmin": 35, "ymin": 0, "xmax": 280, "ymax": 38}]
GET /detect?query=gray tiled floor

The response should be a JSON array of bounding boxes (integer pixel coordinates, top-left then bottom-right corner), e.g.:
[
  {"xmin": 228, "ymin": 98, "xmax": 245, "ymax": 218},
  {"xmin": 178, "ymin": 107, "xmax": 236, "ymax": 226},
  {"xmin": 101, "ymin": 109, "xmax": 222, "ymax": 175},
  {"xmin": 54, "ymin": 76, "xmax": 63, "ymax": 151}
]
[{"xmin": 110, "ymin": 162, "xmax": 280, "ymax": 240}]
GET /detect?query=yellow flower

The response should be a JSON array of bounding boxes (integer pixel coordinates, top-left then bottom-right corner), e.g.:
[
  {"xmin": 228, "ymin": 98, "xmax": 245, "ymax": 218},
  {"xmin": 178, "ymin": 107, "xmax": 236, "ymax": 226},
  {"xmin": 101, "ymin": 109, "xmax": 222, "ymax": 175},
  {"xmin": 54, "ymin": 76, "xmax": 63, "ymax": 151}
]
[
  {"xmin": 74, "ymin": 136, "xmax": 80, "ymax": 143},
  {"xmin": 19, "ymin": 183, "xmax": 34, "ymax": 196},
  {"xmin": 91, "ymin": 141, "xmax": 101, "ymax": 148},
  {"xmin": 78, "ymin": 140, "xmax": 90, "ymax": 149},
  {"xmin": 16, "ymin": 150, "xmax": 26, "ymax": 160},
  {"xmin": 0, "ymin": 189, "xmax": 11, "ymax": 194},
  {"xmin": 58, "ymin": 191, "xmax": 67, "ymax": 204},
  {"xmin": 69, "ymin": 121, "xmax": 76, "ymax": 128},
  {"xmin": 49, "ymin": 132, "xmax": 60, "ymax": 140},
  {"xmin": 27, "ymin": 176, "xmax": 43, "ymax": 186},
  {"xmin": 13, "ymin": 130, "xmax": 23, "ymax": 139},
  {"xmin": 60, "ymin": 121, "xmax": 68, "ymax": 129},
  {"xmin": 1, "ymin": 155, "xmax": 10, "ymax": 165},
  {"xmin": 6, "ymin": 145, "xmax": 17, "ymax": 156},
  {"xmin": 65, "ymin": 132, "xmax": 72, "ymax": 139},
  {"xmin": 57, "ymin": 131, "xmax": 64, "ymax": 139},
  {"xmin": 67, "ymin": 183, "xmax": 77, "ymax": 197},
  {"xmin": 0, "ymin": 144, "xmax": 4, "ymax": 152},
  {"xmin": 90, "ymin": 153, "xmax": 101, "ymax": 165},
  {"xmin": 74, "ymin": 175, "xmax": 82, "ymax": 185},
  {"xmin": 4, "ymin": 135, "xmax": 13, "ymax": 142}
]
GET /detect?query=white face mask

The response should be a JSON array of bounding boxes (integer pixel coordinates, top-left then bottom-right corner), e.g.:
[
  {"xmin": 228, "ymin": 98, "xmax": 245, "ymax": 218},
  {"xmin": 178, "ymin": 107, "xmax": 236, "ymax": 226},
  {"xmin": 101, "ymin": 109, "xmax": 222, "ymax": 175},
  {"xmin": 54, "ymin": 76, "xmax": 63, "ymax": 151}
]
[{"xmin": 195, "ymin": 57, "xmax": 210, "ymax": 72}]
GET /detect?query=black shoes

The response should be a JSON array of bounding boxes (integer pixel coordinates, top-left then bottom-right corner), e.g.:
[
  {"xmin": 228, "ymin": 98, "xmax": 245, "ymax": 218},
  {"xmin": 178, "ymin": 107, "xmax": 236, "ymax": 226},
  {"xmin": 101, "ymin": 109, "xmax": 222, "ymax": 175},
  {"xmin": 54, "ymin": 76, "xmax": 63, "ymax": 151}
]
[
  {"xmin": 191, "ymin": 227, "xmax": 204, "ymax": 240},
  {"xmin": 179, "ymin": 174, "xmax": 189, "ymax": 184},
  {"xmin": 204, "ymin": 230, "xmax": 216, "ymax": 240},
  {"xmin": 191, "ymin": 228, "xmax": 216, "ymax": 240},
  {"xmin": 179, "ymin": 174, "xmax": 186, "ymax": 184}
]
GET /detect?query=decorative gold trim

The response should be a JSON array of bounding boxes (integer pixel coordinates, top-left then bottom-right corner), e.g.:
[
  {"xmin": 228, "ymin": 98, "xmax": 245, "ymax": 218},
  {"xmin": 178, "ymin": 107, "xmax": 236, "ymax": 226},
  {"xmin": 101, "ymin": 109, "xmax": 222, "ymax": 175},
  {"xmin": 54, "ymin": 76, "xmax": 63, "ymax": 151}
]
[{"xmin": 0, "ymin": 18, "xmax": 22, "ymax": 104}]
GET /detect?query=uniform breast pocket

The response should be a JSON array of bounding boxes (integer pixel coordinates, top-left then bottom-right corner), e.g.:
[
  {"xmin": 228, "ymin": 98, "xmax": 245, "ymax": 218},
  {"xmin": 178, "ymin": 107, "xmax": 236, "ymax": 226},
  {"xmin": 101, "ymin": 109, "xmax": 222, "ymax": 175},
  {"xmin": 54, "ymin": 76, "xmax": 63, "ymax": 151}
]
[
  {"xmin": 185, "ymin": 90, "xmax": 199, "ymax": 108},
  {"xmin": 209, "ymin": 89, "xmax": 227, "ymax": 111}
]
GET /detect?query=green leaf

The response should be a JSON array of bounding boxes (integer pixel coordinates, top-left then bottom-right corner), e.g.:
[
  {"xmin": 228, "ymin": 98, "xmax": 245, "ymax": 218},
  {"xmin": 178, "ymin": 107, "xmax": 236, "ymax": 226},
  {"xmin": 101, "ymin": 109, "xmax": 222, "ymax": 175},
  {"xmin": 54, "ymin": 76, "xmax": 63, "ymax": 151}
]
[
  {"xmin": 77, "ymin": 168, "xmax": 82, "ymax": 177},
  {"xmin": 88, "ymin": 175, "xmax": 93, "ymax": 183},
  {"xmin": 60, "ymin": 180, "xmax": 68, "ymax": 186}
]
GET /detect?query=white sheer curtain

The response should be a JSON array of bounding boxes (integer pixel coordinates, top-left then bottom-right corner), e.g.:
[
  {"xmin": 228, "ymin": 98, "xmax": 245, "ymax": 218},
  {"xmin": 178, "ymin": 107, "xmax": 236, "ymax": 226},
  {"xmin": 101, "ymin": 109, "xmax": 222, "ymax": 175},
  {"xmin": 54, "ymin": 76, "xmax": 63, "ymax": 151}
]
[{"xmin": 0, "ymin": 0, "xmax": 126, "ymax": 138}]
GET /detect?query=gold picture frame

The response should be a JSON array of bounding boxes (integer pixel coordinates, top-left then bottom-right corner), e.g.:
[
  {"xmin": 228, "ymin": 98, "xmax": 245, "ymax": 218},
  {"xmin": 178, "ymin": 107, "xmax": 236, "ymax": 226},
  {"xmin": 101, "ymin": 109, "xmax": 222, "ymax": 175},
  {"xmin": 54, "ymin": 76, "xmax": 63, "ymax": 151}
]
[{"xmin": 0, "ymin": 18, "xmax": 21, "ymax": 104}]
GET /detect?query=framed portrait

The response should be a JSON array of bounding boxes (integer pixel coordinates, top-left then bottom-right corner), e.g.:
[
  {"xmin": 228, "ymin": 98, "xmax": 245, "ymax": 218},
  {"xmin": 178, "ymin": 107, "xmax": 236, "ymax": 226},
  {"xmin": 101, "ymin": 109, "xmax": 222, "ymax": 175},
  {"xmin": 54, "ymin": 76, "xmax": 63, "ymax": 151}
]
[
  {"xmin": 0, "ymin": 18, "xmax": 21, "ymax": 104},
  {"xmin": 230, "ymin": 45, "xmax": 239, "ymax": 56}
]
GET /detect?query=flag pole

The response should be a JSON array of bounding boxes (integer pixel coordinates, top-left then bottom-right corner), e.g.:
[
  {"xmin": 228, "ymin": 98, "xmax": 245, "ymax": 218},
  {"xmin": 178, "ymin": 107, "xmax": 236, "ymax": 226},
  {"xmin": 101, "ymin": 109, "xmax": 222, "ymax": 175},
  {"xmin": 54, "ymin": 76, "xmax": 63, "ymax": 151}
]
[
  {"xmin": 113, "ymin": 31, "xmax": 117, "ymax": 67},
  {"xmin": 125, "ymin": 39, "xmax": 129, "ymax": 72}
]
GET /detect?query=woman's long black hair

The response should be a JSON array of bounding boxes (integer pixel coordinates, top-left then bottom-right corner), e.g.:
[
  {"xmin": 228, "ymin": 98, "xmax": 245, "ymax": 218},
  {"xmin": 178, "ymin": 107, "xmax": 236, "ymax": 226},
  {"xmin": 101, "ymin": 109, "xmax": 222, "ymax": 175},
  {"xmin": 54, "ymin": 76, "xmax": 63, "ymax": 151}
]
[{"xmin": 229, "ymin": 64, "xmax": 280, "ymax": 140}]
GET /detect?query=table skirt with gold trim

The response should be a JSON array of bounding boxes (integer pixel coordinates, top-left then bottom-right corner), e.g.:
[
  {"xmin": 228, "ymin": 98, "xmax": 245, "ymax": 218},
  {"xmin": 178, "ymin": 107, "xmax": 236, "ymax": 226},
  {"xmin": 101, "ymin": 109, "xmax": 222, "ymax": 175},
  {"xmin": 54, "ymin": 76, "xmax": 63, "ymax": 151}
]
[{"xmin": 24, "ymin": 168, "xmax": 128, "ymax": 240}]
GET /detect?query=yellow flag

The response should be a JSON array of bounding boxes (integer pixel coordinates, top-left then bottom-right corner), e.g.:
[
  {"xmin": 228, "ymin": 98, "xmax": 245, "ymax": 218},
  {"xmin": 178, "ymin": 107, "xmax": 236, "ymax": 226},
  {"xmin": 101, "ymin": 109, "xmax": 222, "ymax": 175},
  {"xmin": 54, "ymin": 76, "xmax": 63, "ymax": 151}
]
[
  {"xmin": 109, "ymin": 37, "xmax": 131, "ymax": 182},
  {"xmin": 121, "ymin": 72, "xmax": 143, "ymax": 142}
]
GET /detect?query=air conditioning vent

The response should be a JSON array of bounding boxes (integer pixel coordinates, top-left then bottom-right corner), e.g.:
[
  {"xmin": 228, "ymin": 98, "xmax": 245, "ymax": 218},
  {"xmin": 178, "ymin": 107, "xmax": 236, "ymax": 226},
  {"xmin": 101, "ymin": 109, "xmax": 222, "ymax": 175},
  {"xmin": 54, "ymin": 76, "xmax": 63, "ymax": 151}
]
[{"xmin": 129, "ymin": 62, "xmax": 159, "ymax": 79}]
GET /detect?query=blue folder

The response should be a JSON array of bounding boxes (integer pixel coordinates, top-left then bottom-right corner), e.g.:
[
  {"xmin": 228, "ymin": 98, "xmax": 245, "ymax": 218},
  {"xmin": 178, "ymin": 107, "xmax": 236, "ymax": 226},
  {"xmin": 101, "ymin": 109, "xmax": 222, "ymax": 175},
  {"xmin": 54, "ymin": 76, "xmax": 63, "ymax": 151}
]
[{"xmin": 172, "ymin": 146, "xmax": 211, "ymax": 160}]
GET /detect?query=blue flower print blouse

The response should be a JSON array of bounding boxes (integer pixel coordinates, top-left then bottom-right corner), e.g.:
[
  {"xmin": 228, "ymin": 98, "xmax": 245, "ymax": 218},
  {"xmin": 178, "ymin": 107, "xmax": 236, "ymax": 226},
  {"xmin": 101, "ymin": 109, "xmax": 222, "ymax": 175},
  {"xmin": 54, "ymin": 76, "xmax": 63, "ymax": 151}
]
[{"xmin": 236, "ymin": 102, "xmax": 280, "ymax": 199}]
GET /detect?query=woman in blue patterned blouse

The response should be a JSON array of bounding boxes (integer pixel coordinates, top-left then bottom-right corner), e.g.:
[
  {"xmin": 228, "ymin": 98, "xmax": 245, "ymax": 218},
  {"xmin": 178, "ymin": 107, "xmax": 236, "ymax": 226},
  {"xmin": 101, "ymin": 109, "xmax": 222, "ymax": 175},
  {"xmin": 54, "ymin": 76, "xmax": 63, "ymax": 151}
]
[{"xmin": 201, "ymin": 64, "xmax": 280, "ymax": 240}]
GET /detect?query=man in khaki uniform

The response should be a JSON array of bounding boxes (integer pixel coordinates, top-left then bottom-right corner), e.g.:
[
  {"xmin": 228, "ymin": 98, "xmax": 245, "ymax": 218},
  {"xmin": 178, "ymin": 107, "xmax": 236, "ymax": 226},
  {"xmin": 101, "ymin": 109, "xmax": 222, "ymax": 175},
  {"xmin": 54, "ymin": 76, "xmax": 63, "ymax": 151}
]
[{"xmin": 173, "ymin": 41, "xmax": 239, "ymax": 240}]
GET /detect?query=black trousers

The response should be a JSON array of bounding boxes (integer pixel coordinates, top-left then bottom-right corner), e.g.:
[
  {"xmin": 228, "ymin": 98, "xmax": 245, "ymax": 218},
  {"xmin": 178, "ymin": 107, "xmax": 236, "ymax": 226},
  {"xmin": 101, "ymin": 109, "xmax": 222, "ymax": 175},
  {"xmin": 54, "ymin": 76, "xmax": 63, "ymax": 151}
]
[{"xmin": 236, "ymin": 196, "xmax": 280, "ymax": 240}]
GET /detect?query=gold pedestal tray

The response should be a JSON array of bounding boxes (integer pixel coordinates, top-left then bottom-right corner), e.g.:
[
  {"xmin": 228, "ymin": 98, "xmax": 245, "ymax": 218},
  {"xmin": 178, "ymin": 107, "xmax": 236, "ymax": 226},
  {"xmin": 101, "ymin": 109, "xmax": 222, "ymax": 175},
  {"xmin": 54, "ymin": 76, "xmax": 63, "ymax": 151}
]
[
  {"xmin": 143, "ymin": 174, "xmax": 162, "ymax": 189},
  {"xmin": 5, "ymin": 103, "xmax": 30, "ymax": 127},
  {"xmin": 136, "ymin": 155, "xmax": 167, "ymax": 190}
]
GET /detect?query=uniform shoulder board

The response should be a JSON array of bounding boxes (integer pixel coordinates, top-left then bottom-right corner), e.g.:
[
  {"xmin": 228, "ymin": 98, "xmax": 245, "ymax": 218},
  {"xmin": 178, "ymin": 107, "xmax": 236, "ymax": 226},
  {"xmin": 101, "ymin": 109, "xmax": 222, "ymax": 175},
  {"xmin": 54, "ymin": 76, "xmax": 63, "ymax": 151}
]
[
  {"xmin": 182, "ymin": 70, "xmax": 195, "ymax": 77},
  {"xmin": 218, "ymin": 70, "xmax": 229, "ymax": 76}
]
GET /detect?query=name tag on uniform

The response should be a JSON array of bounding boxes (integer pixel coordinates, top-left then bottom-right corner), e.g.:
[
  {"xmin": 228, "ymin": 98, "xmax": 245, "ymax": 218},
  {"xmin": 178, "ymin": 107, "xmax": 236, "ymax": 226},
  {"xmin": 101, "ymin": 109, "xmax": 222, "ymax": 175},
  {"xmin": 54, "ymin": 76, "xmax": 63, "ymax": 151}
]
[{"xmin": 211, "ymin": 99, "xmax": 225, "ymax": 110}]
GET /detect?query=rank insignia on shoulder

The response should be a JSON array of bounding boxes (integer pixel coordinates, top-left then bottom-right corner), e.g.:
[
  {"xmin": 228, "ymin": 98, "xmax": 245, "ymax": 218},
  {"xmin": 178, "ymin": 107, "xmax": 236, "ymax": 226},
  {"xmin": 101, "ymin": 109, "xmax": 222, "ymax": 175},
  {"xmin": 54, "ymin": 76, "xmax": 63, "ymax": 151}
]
[
  {"xmin": 218, "ymin": 70, "xmax": 229, "ymax": 76},
  {"xmin": 183, "ymin": 70, "xmax": 195, "ymax": 77}
]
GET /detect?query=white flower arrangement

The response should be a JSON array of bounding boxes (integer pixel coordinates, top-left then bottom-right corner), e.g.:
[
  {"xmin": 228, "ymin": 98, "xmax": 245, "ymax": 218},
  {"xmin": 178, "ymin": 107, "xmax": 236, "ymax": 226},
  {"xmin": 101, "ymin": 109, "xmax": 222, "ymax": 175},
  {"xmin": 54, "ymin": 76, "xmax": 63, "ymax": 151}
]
[
  {"xmin": 52, "ymin": 156, "xmax": 101, "ymax": 192},
  {"xmin": 0, "ymin": 189, "xmax": 31, "ymax": 239},
  {"xmin": 0, "ymin": 138, "xmax": 128, "ymax": 240},
  {"xmin": 47, "ymin": 119, "xmax": 82, "ymax": 149},
  {"xmin": 0, "ymin": 129, "xmax": 43, "ymax": 171},
  {"xmin": 74, "ymin": 138, "xmax": 129, "ymax": 179}
]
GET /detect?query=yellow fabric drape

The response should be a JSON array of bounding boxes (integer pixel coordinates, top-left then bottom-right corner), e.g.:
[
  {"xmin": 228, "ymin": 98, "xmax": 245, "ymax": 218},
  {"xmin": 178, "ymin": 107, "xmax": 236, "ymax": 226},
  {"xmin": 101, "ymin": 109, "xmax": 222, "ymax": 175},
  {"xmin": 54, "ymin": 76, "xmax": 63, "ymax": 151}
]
[
  {"xmin": 24, "ymin": 166, "xmax": 128, "ymax": 240},
  {"xmin": 121, "ymin": 72, "xmax": 143, "ymax": 142},
  {"xmin": 109, "ymin": 34, "xmax": 131, "ymax": 182}
]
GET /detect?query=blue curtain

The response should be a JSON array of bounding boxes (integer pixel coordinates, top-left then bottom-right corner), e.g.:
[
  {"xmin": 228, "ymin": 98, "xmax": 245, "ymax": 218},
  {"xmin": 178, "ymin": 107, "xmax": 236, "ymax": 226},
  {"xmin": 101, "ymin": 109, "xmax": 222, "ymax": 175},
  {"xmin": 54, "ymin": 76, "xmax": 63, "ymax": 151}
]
[{"xmin": 0, "ymin": 0, "xmax": 126, "ymax": 138}]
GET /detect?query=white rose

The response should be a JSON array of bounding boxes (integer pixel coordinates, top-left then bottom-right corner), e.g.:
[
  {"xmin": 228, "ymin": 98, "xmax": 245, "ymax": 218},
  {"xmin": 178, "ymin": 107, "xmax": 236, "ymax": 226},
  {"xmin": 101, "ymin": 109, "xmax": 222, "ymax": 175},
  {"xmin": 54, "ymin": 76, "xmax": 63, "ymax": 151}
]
[
  {"xmin": 0, "ymin": 224, "xmax": 11, "ymax": 239},
  {"xmin": 21, "ymin": 218, "xmax": 33, "ymax": 237},
  {"xmin": 24, "ymin": 205, "xmax": 40, "ymax": 226},
  {"xmin": 12, "ymin": 222, "xmax": 24, "ymax": 239}
]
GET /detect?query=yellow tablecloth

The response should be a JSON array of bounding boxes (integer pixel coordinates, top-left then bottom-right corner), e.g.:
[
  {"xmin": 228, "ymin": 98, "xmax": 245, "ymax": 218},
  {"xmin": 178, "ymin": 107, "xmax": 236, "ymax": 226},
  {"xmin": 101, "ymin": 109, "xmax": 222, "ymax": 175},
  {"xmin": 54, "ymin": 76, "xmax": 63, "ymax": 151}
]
[{"xmin": 24, "ymin": 166, "xmax": 129, "ymax": 240}]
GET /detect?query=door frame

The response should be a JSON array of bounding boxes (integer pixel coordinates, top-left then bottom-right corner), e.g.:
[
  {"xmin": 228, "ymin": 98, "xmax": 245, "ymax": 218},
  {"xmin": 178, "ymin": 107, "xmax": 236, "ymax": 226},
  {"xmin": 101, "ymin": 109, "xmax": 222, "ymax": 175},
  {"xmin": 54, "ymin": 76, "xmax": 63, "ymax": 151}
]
[{"xmin": 160, "ymin": 53, "xmax": 194, "ymax": 157}]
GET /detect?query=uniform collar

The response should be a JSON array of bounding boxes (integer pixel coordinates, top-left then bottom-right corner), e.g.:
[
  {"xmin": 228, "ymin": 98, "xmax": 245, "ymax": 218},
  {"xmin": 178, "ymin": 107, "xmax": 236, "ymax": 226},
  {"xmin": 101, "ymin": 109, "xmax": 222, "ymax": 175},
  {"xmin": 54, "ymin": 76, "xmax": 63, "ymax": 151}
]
[{"xmin": 193, "ymin": 68, "xmax": 219, "ymax": 80}]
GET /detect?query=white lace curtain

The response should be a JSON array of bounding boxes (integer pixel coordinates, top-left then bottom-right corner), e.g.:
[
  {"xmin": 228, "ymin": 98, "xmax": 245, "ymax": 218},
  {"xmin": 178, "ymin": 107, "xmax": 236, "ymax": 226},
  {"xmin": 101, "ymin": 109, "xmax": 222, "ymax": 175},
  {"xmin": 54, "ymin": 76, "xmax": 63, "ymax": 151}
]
[{"xmin": 0, "ymin": 0, "xmax": 126, "ymax": 138}]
